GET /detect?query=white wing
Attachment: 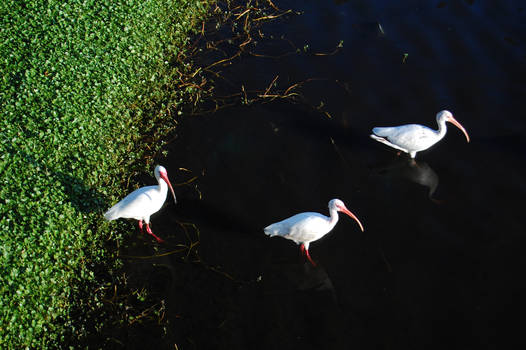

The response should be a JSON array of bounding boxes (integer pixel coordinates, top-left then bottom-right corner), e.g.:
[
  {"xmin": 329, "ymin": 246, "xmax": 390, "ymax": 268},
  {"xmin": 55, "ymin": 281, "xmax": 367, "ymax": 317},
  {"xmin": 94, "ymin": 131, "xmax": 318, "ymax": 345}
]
[
  {"xmin": 373, "ymin": 124, "xmax": 439, "ymax": 151},
  {"xmin": 264, "ymin": 212, "xmax": 331, "ymax": 244},
  {"xmin": 104, "ymin": 185, "xmax": 163, "ymax": 221}
]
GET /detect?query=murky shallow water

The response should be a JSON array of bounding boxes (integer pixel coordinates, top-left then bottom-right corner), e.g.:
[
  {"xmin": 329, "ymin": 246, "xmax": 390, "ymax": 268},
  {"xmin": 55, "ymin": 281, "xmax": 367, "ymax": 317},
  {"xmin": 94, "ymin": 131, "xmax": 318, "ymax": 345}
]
[{"xmin": 119, "ymin": 1, "xmax": 526, "ymax": 349}]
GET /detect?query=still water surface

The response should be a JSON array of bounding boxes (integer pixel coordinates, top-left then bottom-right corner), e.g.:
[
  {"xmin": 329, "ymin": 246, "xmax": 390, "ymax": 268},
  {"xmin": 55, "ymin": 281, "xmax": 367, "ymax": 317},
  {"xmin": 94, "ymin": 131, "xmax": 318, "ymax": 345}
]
[{"xmin": 120, "ymin": 1, "xmax": 526, "ymax": 348}]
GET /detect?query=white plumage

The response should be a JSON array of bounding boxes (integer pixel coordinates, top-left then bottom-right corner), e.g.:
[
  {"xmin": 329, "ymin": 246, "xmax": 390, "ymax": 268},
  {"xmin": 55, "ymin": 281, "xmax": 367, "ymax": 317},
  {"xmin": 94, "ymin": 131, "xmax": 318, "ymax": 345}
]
[
  {"xmin": 264, "ymin": 199, "xmax": 364, "ymax": 266},
  {"xmin": 104, "ymin": 165, "xmax": 176, "ymax": 243},
  {"xmin": 370, "ymin": 110, "xmax": 470, "ymax": 158}
]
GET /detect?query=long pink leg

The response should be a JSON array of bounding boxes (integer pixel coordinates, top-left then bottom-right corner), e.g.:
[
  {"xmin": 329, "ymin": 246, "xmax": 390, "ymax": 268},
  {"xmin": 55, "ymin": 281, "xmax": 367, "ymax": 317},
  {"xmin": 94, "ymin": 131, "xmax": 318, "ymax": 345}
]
[
  {"xmin": 305, "ymin": 249, "xmax": 316, "ymax": 266},
  {"xmin": 145, "ymin": 223, "xmax": 164, "ymax": 243},
  {"xmin": 138, "ymin": 220, "xmax": 144, "ymax": 233},
  {"xmin": 300, "ymin": 244, "xmax": 316, "ymax": 266}
]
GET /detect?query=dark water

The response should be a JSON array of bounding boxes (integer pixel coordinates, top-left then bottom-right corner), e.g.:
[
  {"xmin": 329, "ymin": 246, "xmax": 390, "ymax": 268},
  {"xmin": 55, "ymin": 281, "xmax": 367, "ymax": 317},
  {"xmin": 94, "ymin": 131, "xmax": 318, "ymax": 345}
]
[{"xmin": 120, "ymin": 1, "xmax": 526, "ymax": 349}]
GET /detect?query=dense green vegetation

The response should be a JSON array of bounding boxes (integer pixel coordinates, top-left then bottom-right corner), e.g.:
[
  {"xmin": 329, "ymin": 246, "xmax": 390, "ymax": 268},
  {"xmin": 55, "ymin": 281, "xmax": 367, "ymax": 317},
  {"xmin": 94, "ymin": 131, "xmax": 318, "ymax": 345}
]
[{"xmin": 0, "ymin": 0, "xmax": 210, "ymax": 347}]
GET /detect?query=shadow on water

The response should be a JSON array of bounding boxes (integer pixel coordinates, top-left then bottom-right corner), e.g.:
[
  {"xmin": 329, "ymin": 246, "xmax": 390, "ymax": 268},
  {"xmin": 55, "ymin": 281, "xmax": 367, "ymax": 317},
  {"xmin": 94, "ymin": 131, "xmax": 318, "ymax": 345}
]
[
  {"xmin": 372, "ymin": 157, "xmax": 441, "ymax": 203},
  {"xmin": 119, "ymin": 0, "xmax": 526, "ymax": 349}
]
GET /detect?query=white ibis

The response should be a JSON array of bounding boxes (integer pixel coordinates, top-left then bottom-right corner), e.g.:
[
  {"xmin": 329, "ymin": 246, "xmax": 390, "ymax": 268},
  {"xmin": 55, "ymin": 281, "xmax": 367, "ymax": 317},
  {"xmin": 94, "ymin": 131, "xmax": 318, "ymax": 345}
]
[
  {"xmin": 264, "ymin": 199, "xmax": 364, "ymax": 266},
  {"xmin": 104, "ymin": 165, "xmax": 176, "ymax": 243},
  {"xmin": 370, "ymin": 110, "xmax": 470, "ymax": 158}
]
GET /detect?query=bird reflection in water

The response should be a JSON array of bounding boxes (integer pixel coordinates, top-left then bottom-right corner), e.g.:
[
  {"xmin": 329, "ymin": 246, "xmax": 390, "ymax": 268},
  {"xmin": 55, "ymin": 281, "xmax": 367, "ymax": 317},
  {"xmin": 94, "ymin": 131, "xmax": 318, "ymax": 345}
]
[
  {"xmin": 262, "ymin": 261, "xmax": 337, "ymax": 302},
  {"xmin": 374, "ymin": 158, "xmax": 441, "ymax": 203},
  {"xmin": 297, "ymin": 263, "xmax": 337, "ymax": 300}
]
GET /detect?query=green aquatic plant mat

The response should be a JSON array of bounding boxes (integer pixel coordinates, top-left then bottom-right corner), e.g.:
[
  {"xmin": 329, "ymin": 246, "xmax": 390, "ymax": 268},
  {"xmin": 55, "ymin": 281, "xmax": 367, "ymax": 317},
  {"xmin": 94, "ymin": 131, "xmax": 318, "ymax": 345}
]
[{"xmin": 0, "ymin": 0, "xmax": 209, "ymax": 347}]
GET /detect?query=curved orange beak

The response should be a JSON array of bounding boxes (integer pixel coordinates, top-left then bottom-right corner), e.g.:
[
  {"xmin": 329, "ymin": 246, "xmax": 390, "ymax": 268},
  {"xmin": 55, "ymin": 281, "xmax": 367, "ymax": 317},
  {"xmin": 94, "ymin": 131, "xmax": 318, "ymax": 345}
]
[
  {"xmin": 160, "ymin": 173, "xmax": 177, "ymax": 204},
  {"xmin": 339, "ymin": 205, "xmax": 364, "ymax": 232},
  {"xmin": 448, "ymin": 116, "xmax": 470, "ymax": 143}
]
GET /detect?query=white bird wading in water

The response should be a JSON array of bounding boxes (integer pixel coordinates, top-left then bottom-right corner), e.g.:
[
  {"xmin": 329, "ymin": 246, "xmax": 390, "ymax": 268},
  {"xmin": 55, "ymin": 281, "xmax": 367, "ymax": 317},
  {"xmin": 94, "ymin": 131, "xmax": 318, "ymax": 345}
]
[
  {"xmin": 370, "ymin": 110, "xmax": 470, "ymax": 159},
  {"xmin": 104, "ymin": 165, "xmax": 176, "ymax": 243},
  {"xmin": 264, "ymin": 199, "xmax": 364, "ymax": 266}
]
